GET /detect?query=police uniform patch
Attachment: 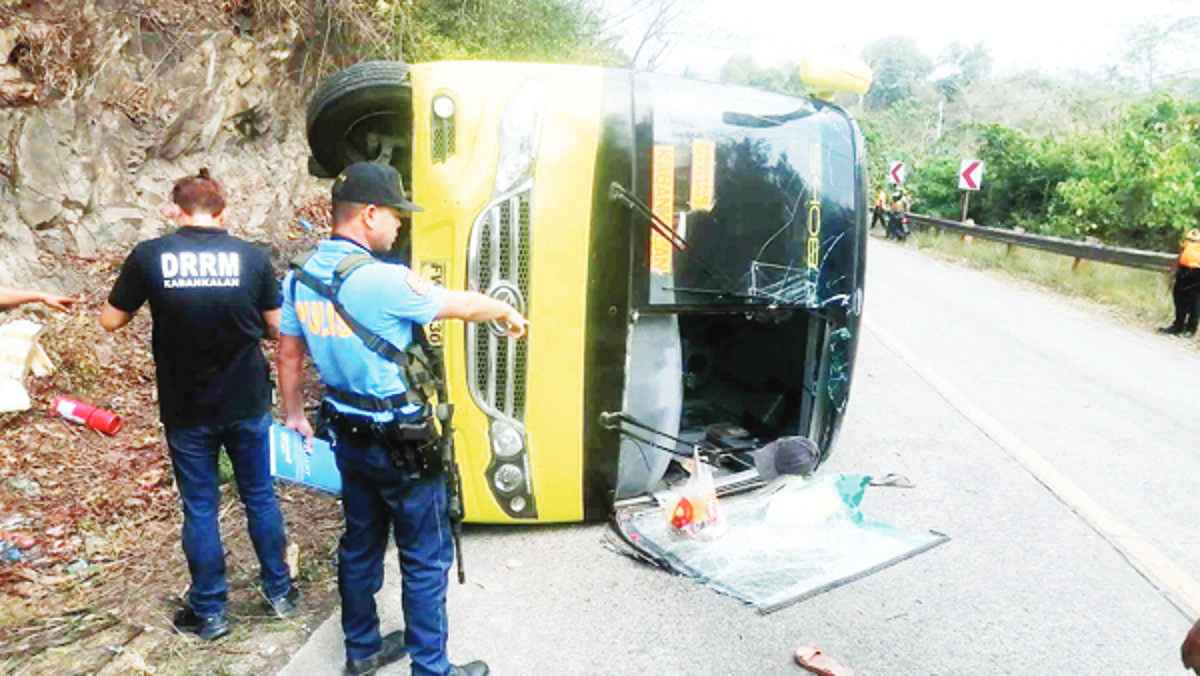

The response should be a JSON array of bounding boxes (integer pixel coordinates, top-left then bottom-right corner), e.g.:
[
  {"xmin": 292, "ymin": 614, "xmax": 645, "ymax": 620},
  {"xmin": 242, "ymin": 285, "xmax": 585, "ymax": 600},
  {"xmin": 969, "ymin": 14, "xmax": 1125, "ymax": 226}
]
[{"xmin": 406, "ymin": 269, "xmax": 432, "ymax": 296}]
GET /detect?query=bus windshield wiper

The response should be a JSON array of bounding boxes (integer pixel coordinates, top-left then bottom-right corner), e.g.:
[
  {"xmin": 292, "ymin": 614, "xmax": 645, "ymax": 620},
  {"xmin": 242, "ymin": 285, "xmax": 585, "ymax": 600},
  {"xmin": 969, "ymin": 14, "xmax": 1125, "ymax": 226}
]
[
  {"xmin": 608, "ymin": 182, "xmax": 738, "ymax": 291},
  {"xmin": 721, "ymin": 107, "xmax": 815, "ymax": 128},
  {"xmin": 661, "ymin": 286, "xmax": 767, "ymax": 303}
]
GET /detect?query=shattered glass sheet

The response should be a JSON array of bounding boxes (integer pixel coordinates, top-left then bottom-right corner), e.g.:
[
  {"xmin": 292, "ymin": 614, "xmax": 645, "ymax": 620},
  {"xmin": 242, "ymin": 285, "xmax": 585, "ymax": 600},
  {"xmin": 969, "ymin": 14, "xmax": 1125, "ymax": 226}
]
[
  {"xmin": 616, "ymin": 473, "xmax": 948, "ymax": 614},
  {"xmin": 749, "ymin": 261, "xmax": 817, "ymax": 306}
]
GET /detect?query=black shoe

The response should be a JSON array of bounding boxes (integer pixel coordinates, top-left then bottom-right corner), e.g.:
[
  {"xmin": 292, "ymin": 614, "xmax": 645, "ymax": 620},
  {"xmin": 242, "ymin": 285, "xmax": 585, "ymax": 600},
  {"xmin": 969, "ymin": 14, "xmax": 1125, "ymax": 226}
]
[
  {"xmin": 267, "ymin": 585, "xmax": 301, "ymax": 619},
  {"xmin": 1158, "ymin": 325, "xmax": 1184, "ymax": 335},
  {"xmin": 345, "ymin": 630, "xmax": 408, "ymax": 675},
  {"xmin": 173, "ymin": 606, "xmax": 230, "ymax": 641},
  {"xmin": 449, "ymin": 661, "xmax": 490, "ymax": 676}
]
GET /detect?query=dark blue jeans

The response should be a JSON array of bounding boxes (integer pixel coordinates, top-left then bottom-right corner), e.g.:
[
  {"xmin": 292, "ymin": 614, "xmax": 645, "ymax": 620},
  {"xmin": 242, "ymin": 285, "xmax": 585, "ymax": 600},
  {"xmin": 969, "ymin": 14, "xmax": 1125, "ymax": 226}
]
[
  {"xmin": 333, "ymin": 436, "xmax": 453, "ymax": 676},
  {"xmin": 166, "ymin": 412, "xmax": 291, "ymax": 617}
]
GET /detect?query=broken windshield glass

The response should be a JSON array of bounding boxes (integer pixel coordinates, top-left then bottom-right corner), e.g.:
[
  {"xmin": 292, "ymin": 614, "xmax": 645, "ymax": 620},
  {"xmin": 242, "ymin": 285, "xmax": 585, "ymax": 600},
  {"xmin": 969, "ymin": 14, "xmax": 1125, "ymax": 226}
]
[{"xmin": 633, "ymin": 73, "xmax": 862, "ymax": 310}]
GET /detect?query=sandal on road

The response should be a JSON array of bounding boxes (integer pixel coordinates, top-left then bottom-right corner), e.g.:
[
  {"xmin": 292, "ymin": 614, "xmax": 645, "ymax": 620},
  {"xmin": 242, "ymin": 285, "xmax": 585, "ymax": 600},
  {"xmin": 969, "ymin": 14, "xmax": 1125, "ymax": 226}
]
[{"xmin": 794, "ymin": 644, "xmax": 856, "ymax": 676}]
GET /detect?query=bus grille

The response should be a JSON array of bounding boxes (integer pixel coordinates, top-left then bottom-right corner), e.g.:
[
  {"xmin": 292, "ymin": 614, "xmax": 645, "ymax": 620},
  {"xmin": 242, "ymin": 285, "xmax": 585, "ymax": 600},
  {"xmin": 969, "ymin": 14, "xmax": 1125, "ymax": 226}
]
[{"xmin": 466, "ymin": 184, "xmax": 532, "ymax": 422}]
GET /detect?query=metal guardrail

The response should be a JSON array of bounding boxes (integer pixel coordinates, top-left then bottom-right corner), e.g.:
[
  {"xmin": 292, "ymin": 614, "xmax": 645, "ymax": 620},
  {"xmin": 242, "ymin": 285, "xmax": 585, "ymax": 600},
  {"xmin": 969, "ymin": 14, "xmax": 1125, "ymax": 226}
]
[{"xmin": 906, "ymin": 214, "xmax": 1178, "ymax": 273}]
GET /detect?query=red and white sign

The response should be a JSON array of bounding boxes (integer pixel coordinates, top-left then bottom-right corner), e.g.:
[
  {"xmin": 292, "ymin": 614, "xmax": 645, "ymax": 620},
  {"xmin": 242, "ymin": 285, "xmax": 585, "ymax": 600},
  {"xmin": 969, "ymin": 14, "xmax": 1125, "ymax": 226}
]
[
  {"xmin": 887, "ymin": 161, "xmax": 905, "ymax": 185},
  {"xmin": 959, "ymin": 159, "xmax": 984, "ymax": 191}
]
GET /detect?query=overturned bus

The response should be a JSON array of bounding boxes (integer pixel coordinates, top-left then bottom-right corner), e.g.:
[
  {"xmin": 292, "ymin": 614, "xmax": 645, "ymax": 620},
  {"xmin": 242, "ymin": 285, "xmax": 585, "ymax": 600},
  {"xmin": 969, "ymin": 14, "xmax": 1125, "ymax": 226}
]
[{"xmin": 305, "ymin": 59, "xmax": 871, "ymax": 524}]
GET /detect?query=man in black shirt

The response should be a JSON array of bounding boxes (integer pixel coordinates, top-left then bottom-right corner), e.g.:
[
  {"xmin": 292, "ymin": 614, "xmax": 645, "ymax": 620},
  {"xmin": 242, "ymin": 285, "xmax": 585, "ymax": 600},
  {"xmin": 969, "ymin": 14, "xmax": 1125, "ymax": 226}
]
[{"xmin": 100, "ymin": 169, "xmax": 296, "ymax": 641}]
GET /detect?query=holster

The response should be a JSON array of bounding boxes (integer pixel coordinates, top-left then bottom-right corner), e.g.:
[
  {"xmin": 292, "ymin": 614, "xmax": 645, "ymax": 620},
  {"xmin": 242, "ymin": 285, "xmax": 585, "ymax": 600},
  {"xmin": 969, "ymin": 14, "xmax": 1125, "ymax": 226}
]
[{"xmin": 378, "ymin": 417, "xmax": 441, "ymax": 477}]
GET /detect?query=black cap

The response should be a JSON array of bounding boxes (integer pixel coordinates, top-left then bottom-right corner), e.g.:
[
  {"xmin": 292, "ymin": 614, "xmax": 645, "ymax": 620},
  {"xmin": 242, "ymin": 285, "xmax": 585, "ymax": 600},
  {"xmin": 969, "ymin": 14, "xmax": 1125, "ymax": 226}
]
[
  {"xmin": 751, "ymin": 436, "xmax": 820, "ymax": 480},
  {"xmin": 331, "ymin": 162, "xmax": 423, "ymax": 212}
]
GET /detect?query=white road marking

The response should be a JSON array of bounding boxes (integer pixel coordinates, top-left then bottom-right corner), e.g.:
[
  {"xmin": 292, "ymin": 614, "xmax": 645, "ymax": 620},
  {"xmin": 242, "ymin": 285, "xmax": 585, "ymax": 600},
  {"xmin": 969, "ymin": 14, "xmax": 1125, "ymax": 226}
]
[{"xmin": 865, "ymin": 317, "xmax": 1200, "ymax": 619}]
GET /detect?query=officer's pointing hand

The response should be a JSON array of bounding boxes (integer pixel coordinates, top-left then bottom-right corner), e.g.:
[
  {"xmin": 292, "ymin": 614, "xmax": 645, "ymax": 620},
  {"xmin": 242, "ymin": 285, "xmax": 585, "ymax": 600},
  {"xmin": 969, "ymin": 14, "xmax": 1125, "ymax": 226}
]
[{"xmin": 502, "ymin": 308, "xmax": 528, "ymax": 339}]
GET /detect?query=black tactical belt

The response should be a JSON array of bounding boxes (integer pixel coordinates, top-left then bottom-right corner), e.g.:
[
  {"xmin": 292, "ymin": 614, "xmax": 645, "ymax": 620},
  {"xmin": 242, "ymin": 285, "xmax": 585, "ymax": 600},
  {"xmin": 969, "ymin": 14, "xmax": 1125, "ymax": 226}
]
[
  {"xmin": 320, "ymin": 402, "xmax": 441, "ymax": 477},
  {"xmin": 325, "ymin": 386, "xmax": 411, "ymax": 413}
]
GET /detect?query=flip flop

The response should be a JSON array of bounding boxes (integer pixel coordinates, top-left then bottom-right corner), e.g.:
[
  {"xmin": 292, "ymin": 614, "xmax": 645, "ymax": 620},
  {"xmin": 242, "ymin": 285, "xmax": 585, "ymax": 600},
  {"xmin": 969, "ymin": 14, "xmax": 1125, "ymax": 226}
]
[{"xmin": 794, "ymin": 644, "xmax": 856, "ymax": 676}]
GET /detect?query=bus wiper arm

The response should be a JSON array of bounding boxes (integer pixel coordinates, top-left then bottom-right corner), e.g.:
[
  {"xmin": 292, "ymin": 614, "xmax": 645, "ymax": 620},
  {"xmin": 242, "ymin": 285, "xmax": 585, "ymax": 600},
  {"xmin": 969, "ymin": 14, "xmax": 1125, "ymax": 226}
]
[
  {"xmin": 608, "ymin": 182, "xmax": 738, "ymax": 290},
  {"xmin": 721, "ymin": 108, "xmax": 814, "ymax": 128},
  {"xmin": 609, "ymin": 182, "xmax": 691, "ymax": 252},
  {"xmin": 661, "ymin": 286, "xmax": 768, "ymax": 303}
]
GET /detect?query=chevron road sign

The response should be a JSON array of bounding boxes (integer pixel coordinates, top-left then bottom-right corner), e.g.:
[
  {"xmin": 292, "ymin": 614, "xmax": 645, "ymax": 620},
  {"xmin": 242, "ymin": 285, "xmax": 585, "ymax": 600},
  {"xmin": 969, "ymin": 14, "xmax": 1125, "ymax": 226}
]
[{"xmin": 959, "ymin": 159, "xmax": 984, "ymax": 191}]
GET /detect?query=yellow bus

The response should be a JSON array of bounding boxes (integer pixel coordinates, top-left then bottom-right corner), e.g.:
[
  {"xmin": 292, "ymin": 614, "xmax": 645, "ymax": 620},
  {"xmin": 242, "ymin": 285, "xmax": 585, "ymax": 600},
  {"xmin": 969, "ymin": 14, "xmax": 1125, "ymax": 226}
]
[{"xmin": 306, "ymin": 59, "xmax": 870, "ymax": 524}]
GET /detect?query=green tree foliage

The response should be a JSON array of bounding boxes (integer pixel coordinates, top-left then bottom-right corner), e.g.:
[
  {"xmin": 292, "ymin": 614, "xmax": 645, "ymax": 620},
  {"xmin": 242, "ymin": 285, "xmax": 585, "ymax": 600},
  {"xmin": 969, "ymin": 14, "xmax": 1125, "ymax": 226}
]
[
  {"xmin": 906, "ymin": 155, "xmax": 960, "ymax": 217},
  {"xmin": 1047, "ymin": 96, "xmax": 1200, "ymax": 248},
  {"xmin": 718, "ymin": 54, "xmax": 808, "ymax": 96},
  {"xmin": 860, "ymin": 99, "xmax": 941, "ymax": 182},
  {"xmin": 237, "ymin": 0, "xmax": 623, "ymax": 87},
  {"xmin": 1120, "ymin": 16, "xmax": 1200, "ymax": 93},
  {"xmin": 933, "ymin": 42, "xmax": 990, "ymax": 100},
  {"xmin": 862, "ymin": 37, "xmax": 932, "ymax": 110},
  {"xmin": 857, "ymin": 29, "xmax": 1200, "ymax": 252},
  {"xmin": 881, "ymin": 96, "xmax": 1200, "ymax": 251},
  {"xmin": 970, "ymin": 124, "xmax": 1073, "ymax": 228},
  {"xmin": 403, "ymin": 0, "xmax": 623, "ymax": 64}
]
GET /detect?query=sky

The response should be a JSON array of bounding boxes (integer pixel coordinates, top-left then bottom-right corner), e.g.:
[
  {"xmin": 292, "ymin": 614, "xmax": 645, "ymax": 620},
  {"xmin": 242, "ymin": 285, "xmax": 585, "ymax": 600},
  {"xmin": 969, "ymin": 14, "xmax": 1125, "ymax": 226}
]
[{"xmin": 604, "ymin": 0, "xmax": 1198, "ymax": 79}]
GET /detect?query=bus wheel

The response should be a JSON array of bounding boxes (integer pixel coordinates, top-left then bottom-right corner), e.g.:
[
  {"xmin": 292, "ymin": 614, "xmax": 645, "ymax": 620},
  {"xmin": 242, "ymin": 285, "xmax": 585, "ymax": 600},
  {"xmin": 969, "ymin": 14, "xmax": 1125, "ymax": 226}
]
[{"xmin": 305, "ymin": 60, "xmax": 412, "ymax": 178}]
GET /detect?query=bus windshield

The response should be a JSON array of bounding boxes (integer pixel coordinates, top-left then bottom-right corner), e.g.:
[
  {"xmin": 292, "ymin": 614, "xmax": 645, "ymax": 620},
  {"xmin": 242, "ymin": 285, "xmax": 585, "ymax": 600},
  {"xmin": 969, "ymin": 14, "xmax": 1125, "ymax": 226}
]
[{"xmin": 634, "ymin": 73, "xmax": 862, "ymax": 311}]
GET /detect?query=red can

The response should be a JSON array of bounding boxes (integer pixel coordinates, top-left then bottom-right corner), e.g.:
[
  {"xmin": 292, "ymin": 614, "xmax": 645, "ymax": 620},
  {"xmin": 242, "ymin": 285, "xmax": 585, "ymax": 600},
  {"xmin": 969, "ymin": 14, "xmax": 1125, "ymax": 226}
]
[{"xmin": 50, "ymin": 396, "xmax": 123, "ymax": 436}]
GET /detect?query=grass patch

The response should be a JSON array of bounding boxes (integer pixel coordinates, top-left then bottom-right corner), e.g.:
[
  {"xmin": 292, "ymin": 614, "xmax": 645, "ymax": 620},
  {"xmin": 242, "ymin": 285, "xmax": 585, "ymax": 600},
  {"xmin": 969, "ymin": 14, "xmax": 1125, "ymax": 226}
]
[
  {"xmin": 218, "ymin": 450, "xmax": 235, "ymax": 485},
  {"xmin": 908, "ymin": 228, "xmax": 1175, "ymax": 326}
]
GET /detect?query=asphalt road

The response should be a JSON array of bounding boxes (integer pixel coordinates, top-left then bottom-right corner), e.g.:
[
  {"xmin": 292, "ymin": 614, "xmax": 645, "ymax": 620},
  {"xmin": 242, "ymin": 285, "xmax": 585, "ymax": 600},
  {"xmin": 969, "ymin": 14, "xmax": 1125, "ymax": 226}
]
[{"xmin": 281, "ymin": 239, "xmax": 1195, "ymax": 675}]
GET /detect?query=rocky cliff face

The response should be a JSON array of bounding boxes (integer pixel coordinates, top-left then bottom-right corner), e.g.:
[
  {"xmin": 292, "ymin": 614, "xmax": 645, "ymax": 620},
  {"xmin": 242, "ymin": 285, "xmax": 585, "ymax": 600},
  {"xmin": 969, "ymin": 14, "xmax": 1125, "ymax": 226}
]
[{"xmin": 0, "ymin": 2, "xmax": 326, "ymax": 289}]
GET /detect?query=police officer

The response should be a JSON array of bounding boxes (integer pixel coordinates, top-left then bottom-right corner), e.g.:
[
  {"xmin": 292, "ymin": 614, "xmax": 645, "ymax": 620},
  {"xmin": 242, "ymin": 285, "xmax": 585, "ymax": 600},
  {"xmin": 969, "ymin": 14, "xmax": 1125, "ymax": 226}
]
[
  {"xmin": 277, "ymin": 162, "xmax": 526, "ymax": 676},
  {"xmin": 1159, "ymin": 228, "xmax": 1200, "ymax": 336}
]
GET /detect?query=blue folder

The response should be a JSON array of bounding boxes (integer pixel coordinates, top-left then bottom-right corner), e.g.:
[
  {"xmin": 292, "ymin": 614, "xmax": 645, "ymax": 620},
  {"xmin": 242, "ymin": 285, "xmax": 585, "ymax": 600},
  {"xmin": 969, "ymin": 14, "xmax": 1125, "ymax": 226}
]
[{"xmin": 269, "ymin": 423, "xmax": 342, "ymax": 495}]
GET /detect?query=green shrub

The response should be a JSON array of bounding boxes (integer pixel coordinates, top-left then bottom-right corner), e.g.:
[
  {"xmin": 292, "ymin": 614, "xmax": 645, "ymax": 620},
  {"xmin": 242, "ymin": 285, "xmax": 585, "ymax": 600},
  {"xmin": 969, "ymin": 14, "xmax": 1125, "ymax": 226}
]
[{"xmin": 870, "ymin": 93, "xmax": 1200, "ymax": 252}]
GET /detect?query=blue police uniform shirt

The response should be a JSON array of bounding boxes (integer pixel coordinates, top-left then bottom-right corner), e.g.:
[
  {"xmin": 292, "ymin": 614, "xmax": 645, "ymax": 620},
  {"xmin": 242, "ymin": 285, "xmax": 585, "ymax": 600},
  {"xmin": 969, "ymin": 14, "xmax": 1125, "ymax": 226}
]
[{"xmin": 280, "ymin": 237, "xmax": 447, "ymax": 422}]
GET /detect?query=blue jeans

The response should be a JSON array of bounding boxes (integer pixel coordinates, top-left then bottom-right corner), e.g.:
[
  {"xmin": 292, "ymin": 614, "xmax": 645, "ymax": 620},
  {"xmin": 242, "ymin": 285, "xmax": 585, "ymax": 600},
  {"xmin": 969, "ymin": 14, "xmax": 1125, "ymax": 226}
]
[
  {"xmin": 166, "ymin": 412, "xmax": 292, "ymax": 617},
  {"xmin": 334, "ymin": 436, "xmax": 453, "ymax": 676}
]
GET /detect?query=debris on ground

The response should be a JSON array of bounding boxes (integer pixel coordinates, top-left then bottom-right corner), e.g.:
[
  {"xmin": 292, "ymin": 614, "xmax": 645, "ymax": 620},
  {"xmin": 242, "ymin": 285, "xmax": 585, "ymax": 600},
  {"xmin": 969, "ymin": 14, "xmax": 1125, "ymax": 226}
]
[
  {"xmin": 794, "ymin": 644, "xmax": 856, "ymax": 676},
  {"xmin": 615, "ymin": 474, "xmax": 949, "ymax": 613},
  {"xmin": 0, "ymin": 319, "xmax": 50, "ymax": 413},
  {"xmin": 869, "ymin": 473, "xmax": 915, "ymax": 489},
  {"xmin": 1182, "ymin": 618, "xmax": 1200, "ymax": 673},
  {"xmin": 0, "ymin": 224, "xmax": 342, "ymax": 675},
  {"xmin": 0, "ymin": 540, "xmax": 22, "ymax": 564}
]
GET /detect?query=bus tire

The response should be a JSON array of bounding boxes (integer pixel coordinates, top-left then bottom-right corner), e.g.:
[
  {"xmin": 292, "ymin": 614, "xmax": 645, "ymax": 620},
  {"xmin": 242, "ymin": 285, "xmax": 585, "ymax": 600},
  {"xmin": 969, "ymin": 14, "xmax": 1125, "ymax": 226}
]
[{"xmin": 305, "ymin": 60, "xmax": 411, "ymax": 177}]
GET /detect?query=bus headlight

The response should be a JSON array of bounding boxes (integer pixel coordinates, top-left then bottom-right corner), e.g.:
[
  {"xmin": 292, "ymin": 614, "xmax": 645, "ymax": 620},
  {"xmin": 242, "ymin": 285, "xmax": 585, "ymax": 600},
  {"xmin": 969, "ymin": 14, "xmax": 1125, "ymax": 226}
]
[
  {"xmin": 433, "ymin": 95, "xmax": 456, "ymax": 119},
  {"xmin": 493, "ymin": 464, "xmax": 524, "ymax": 494},
  {"xmin": 484, "ymin": 418, "xmax": 535, "ymax": 517},
  {"xmin": 490, "ymin": 421, "xmax": 524, "ymax": 458}
]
